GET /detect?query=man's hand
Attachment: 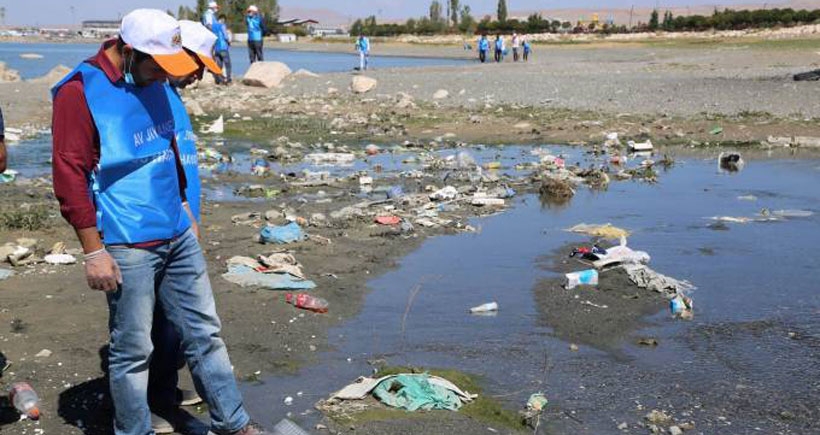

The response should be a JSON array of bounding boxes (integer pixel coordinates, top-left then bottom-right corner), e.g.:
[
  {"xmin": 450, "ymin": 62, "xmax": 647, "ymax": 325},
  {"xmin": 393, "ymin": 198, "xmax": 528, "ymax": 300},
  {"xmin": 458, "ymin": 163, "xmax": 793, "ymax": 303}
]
[
  {"xmin": 182, "ymin": 202, "xmax": 200, "ymax": 240},
  {"xmin": 191, "ymin": 220, "xmax": 201, "ymax": 240},
  {"xmin": 84, "ymin": 248, "xmax": 122, "ymax": 292}
]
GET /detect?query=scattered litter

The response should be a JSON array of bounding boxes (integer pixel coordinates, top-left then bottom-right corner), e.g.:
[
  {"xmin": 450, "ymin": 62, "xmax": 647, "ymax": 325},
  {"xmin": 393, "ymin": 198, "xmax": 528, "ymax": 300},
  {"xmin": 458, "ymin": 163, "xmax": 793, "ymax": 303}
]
[
  {"xmin": 0, "ymin": 269, "xmax": 13, "ymax": 280},
  {"xmin": 285, "ymin": 293, "xmax": 328, "ymax": 313},
  {"xmin": 374, "ymin": 215, "xmax": 401, "ymax": 225},
  {"xmin": 469, "ymin": 302, "xmax": 498, "ymax": 314},
  {"xmin": 520, "ymin": 393, "xmax": 548, "ymax": 428},
  {"xmin": 581, "ymin": 300, "xmax": 608, "ymax": 309},
  {"xmin": 330, "ymin": 374, "xmax": 475, "ymax": 412},
  {"xmin": 365, "ymin": 144, "xmax": 381, "ymax": 155},
  {"xmin": 231, "ymin": 212, "xmax": 262, "ymax": 225},
  {"xmin": 471, "ymin": 197, "xmax": 504, "ymax": 207},
  {"xmin": 670, "ymin": 294, "xmax": 694, "ymax": 320},
  {"xmin": 0, "ymin": 170, "xmax": 19, "ymax": 183},
  {"xmin": 283, "ymin": 396, "xmax": 294, "ymax": 406},
  {"xmin": 768, "ymin": 209, "xmax": 814, "ymax": 218},
  {"xmin": 637, "ymin": 338, "xmax": 659, "ymax": 346},
  {"xmin": 539, "ymin": 176, "xmax": 575, "ymax": 203},
  {"xmin": 34, "ymin": 349, "xmax": 52, "ymax": 358},
  {"xmin": 718, "ymin": 152, "xmax": 744, "ymax": 172},
  {"xmin": 43, "ymin": 254, "xmax": 77, "ymax": 265},
  {"xmin": 304, "ymin": 153, "xmax": 355, "ymax": 165},
  {"xmin": 429, "ymin": 186, "xmax": 458, "ymax": 201},
  {"xmin": 359, "ymin": 176, "xmax": 373, "ymax": 186},
  {"xmin": 251, "ymin": 159, "xmax": 270, "ymax": 176},
  {"xmin": 623, "ymin": 264, "xmax": 695, "ymax": 297},
  {"xmin": 567, "ymin": 223, "xmax": 630, "ymax": 239},
  {"xmin": 564, "ymin": 269, "xmax": 599, "ymax": 289},
  {"xmin": 589, "ymin": 244, "xmax": 651, "ymax": 269},
  {"xmin": 737, "ymin": 195, "xmax": 758, "ymax": 201},
  {"xmin": 710, "ymin": 126, "xmax": 724, "ymax": 135},
  {"xmin": 627, "ymin": 140, "xmax": 653, "ymax": 152},
  {"xmin": 201, "ymin": 115, "xmax": 224, "ymax": 134},
  {"xmin": 259, "ymin": 222, "xmax": 306, "ymax": 245},
  {"xmin": 222, "ymin": 264, "xmax": 316, "ymax": 290}
]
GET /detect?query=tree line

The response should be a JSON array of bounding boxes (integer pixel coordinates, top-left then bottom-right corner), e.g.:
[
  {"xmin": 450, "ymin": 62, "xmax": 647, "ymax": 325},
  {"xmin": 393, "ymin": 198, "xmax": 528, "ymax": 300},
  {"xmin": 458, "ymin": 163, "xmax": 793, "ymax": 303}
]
[
  {"xmin": 349, "ymin": 0, "xmax": 820, "ymax": 37},
  {"xmin": 175, "ymin": 0, "xmax": 280, "ymax": 35}
]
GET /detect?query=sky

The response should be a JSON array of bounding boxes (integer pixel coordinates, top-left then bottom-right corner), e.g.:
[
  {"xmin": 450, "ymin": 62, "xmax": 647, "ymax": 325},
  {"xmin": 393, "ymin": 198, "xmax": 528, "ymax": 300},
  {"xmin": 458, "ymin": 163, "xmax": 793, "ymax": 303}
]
[{"xmin": 0, "ymin": 0, "xmax": 781, "ymax": 26}]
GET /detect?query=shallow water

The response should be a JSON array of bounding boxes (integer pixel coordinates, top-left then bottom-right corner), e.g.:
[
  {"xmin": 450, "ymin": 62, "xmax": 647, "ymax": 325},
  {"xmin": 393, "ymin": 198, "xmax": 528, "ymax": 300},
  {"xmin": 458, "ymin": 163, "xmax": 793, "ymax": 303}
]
[
  {"xmin": 10, "ymin": 136, "xmax": 820, "ymax": 432},
  {"xmin": 240, "ymin": 152, "xmax": 820, "ymax": 433},
  {"xmin": 0, "ymin": 42, "xmax": 467, "ymax": 80}
]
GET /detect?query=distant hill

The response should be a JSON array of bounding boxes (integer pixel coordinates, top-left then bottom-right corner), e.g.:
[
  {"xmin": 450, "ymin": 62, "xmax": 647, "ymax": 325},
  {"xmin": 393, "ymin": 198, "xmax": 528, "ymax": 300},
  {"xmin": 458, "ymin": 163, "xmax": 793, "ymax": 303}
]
[{"xmin": 279, "ymin": 6, "xmax": 351, "ymax": 27}]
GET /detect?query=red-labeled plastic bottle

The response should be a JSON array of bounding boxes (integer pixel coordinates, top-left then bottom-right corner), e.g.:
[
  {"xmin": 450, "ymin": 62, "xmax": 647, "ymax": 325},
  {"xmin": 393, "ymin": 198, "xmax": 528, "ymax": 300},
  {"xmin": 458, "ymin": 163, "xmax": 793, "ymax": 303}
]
[
  {"xmin": 285, "ymin": 293, "xmax": 329, "ymax": 313},
  {"xmin": 9, "ymin": 382, "xmax": 40, "ymax": 420}
]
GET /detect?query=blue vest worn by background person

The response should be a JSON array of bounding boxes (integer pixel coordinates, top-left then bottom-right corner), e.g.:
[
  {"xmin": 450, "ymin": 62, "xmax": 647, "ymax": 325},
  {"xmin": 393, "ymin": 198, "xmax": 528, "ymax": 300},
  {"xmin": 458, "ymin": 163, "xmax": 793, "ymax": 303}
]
[
  {"xmin": 52, "ymin": 63, "xmax": 189, "ymax": 244},
  {"xmin": 357, "ymin": 37, "xmax": 370, "ymax": 53},
  {"xmin": 166, "ymin": 84, "xmax": 201, "ymax": 226},
  {"xmin": 478, "ymin": 38, "xmax": 489, "ymax": 51},
  {"xmin": 246, "ymin": 15, "xmax": 263, "ymax": 41},
  {"xmin": 212, "ymin": 22, "xmax": 230, "ymax": 52}
]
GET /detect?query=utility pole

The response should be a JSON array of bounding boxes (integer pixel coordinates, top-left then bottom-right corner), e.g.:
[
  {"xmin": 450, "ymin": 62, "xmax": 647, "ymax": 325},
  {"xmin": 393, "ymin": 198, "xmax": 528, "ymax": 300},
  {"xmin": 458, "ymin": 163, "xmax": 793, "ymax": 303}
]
[{"xmin": 629, "ymin": 5, "xmax": 634, "ymax": 28}]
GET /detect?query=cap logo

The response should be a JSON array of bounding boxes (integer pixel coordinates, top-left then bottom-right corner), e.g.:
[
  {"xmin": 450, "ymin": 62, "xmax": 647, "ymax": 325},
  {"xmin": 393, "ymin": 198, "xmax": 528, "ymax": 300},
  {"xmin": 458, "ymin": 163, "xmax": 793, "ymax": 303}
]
[{"xmin": 172, "ymin": 30, "xmax": 182, "ymax": 48}]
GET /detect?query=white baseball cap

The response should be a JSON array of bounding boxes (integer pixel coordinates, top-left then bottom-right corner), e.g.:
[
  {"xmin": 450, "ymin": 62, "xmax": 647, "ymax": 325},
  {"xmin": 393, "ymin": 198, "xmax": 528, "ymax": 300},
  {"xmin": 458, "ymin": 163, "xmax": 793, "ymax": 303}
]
[
  {"xmin": 120, "ymin": 9, "xmax": 197, "ymax": 77},
  {"xmin": 208, "ymin": 1, "xmax": 219, "ymax": 9},
  {"xmin": 179, "ymin": 20, "xmax": 222, "ymax": 75},
  {"xmin": 247, "ymin": 5, "xmax": 259, "ymax": 12}
]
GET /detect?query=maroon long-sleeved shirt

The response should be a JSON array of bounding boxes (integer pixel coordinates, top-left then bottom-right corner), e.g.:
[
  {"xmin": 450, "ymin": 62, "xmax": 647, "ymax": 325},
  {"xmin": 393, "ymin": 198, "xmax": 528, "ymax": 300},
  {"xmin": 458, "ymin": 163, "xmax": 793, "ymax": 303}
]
[{"xmin": 52, "ymin": 40, "xmax": 187, "ymax": 234}]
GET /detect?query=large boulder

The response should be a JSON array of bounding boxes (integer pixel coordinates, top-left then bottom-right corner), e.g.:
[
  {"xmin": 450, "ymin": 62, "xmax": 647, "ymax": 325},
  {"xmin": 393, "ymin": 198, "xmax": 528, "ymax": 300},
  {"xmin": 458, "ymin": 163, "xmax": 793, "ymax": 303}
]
[
  {"xmin": 351, "ymin": 75, "xmax": 377, "ymax": 94},
  {"xmin": 27, "ymin": 65, "xmax": 72, "ymax": 86},
  {"xmin": 0, "ymin": 62, "xmax": 21, "ymax": 83},
  {"xmin": 242, "ymin": 61, "xmax": 292, "ymax": 88}
]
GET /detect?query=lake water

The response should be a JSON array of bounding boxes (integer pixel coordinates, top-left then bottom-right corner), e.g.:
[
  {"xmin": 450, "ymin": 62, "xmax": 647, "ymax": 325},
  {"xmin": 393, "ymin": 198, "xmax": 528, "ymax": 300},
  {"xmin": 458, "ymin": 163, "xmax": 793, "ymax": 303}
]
[
  {"xmin": 0, "ymin": 42, "xmax": 467, "ymax": 80},
  {"xmin": 9, "ymin": 135, "xmax": 820, "ymax": 433}
]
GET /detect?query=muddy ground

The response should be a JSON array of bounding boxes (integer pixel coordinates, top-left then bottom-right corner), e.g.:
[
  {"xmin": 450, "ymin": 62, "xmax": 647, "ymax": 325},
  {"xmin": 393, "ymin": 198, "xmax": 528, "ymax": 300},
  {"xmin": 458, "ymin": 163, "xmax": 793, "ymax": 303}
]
[{"xmin": 0, "ymin": 36, "xmax": 819, "ymax": 434}]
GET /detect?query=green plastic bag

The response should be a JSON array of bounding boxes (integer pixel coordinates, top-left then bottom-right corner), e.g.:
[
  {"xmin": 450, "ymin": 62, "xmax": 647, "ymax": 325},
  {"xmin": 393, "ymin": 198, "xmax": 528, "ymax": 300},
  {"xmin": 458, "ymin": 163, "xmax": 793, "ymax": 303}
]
[{"xmin": 372, "ymin": 374, "xmax": 464, "ymax": 411}]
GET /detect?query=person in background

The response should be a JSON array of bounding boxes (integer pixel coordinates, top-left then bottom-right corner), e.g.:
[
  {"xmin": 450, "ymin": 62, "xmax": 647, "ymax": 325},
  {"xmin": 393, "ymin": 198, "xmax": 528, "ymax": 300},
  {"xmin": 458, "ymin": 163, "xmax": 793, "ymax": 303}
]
[
  {"xmin": 51, "ymin": 9, "xmax": 275, "ymax": 435},
  {"xmin": 477, "ymin": 34, "xmax": 489, "ymax": 63},
  {"xmin": 245, "ymin": 5, "xmax": 264, "ymax": 63},
  {"xmin": 212, "ymin": 14, "xmax": 232, "ymax": 84},
  {"xmin": 355, "ymin": 33, "xmax": 370, "ymax": 71},
  {"xmin": 511, "ymin": 32, "xmax": 520, "ymax": 62},
  {"xmin": 0, "ymin": 108, "xmax": 6, "ymax": 173},
  {"xmin": 494, "ymin": 34, "xmax": 504, "ymax": 62},
  {"xmin": 202, "ymin": 1, "xmax": 219, "ymax": 30},
  {"xmin": 522, "ymin": 36, "xmax": 532, "ymax": 62}
]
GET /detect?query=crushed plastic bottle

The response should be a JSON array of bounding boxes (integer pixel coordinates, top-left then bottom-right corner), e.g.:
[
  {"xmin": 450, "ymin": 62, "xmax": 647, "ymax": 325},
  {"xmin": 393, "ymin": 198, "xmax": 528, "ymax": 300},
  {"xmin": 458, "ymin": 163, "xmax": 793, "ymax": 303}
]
[
  {"xmin": 564, "ymin": 269, "xmax": 599, "ymax": 290},
  {"xmin": 9, "ymin": 382, "xmax": 40, "ymax": 420},
  {"xmin": 285, "ymin": 293, "xmax": 329, "ymax": 313}
]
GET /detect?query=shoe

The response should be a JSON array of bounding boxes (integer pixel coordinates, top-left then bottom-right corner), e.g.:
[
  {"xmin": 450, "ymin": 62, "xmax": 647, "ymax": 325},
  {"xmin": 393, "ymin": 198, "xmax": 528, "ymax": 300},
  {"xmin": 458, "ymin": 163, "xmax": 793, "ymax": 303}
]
[
  {"xmin": 217, "ymin": 419, "xmax": 308, "ymax": 435},
  {"xmin": 151, "ymin": 413, "xmax": 174, "ymax": 434},
  {"xmin": 177, "ymin": 387, "xmax": 203, "ymax": 406}
]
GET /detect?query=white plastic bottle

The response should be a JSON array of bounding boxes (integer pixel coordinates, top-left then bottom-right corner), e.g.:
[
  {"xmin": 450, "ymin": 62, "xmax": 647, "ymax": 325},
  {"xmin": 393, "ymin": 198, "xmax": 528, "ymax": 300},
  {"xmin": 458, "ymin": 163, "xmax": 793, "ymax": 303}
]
[
  {"xmin": 564, "ymin": 270, "xmax": 599, "ymax": 289},
  {"xmin": 9, "ymin": 382, "xmax": 40, "ymax": 420}
]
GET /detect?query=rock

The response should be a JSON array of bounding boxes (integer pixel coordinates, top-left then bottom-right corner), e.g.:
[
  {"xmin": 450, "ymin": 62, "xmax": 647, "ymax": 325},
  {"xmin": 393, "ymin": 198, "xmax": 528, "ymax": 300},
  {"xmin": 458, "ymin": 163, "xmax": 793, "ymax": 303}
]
[
  {"xmin": 291, "ymin": 68, "xmax": 319, "ymax": 78},
  {"xmin": 27, "ymin": 64, "xmax": 72, "ymax": 86},
  {"xmin": 433, "ymin": 89, "xmax": 449, "ymax": 99},
  {"xmin": 351, "ymin": 75, "xmax": 377, "ymax": 94},
  {"xmin": 469, "ymin": 115, "xmax": 482, "ymax": 124},
  {"xmin": 35, "ymin": 349, "xmax": 52, "ymax": 358},
  {"xmin": 327, "ymin": 87, "xmax": 339, "ymax": 95},
  {"xmin": 669, "ymin": 426, "xmax": 683, "ymax": 435},
  {"xmin": 241, "ymin": 61, "xmax": 292, "ymax": 88},
  {"xmin": 514, "ymin": 122, "xmax": 532, "ymax": 129},
  {"xmin": 617, "ymin": 422, "xmax": 628, "ymax": 430},
  {"xmin": 0, "ymin": 62, "xmax": 21, "ymax": 82},
  {"xmin": 186, "ymin": 100, "xmax": 206, "ymax": 117},
  {"xmin": 644, "ymin": 409, "xmax": 672, "ymax": 425},
  {"xmin": 19, "ymin": 53, "xmax": 44, "ymax": 60},
  {"xmin": 794, "ymin": 136, "xmax": 820, "ymax": 148}
]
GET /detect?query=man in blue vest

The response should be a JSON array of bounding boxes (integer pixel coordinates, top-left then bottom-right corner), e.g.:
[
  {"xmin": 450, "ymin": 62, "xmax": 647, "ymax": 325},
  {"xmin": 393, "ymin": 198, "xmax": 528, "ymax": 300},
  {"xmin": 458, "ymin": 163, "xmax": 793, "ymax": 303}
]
[
  {"xmin": 51, "ymin": 9, "xmax": 274, "ymax": 435},
  {"xmin": 245, "ymin": 5, "xmax": 264, "ymax": 63},
  {"xmin": 477, "ymin": 34, "xmax": 489, "ymax": 63},
  {"xmin": 212, "ymin": 14, "xmax": 233, "ymax": 84},
  {"xmin": 0, "ymin": 108, "xmax": 6, "ymax": 173},
  {"xmin": 355, "ymin": 34, "xmax": 370, "ymax": 71}
]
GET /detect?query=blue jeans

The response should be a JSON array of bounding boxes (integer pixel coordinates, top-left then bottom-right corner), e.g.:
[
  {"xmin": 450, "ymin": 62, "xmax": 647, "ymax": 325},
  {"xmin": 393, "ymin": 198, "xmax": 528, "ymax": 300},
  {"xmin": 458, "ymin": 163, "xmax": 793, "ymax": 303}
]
[{"xmin": 106, "ymin": 229, "xmax": 249, "ymax": 435}]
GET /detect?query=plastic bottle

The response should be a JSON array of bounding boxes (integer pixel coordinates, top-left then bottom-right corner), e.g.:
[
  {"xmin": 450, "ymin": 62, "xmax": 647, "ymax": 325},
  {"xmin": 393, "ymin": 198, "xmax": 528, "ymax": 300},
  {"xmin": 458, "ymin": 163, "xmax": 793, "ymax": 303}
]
[
  {"xmin": 285, "ymin": 293, "xmax": 329, "ymax": 313},
  {"xmin": 469, "ymin": 302, "xmax": 499, "ymax": 314},
  {"xmin": 564, "ymin": 270, "xmax": 599, "ymax": 290},
  {"xmin": 9, "ymin": 382, "xmax": 40, "ymax": 420}
]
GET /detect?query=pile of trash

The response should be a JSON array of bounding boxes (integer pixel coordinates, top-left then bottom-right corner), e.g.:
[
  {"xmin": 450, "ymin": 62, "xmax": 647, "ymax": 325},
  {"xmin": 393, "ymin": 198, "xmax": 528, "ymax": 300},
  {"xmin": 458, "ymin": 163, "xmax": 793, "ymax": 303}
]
[
  {"xmin": 563, "ymin": 225, "xmax": 696, "ymax": 320},
  {"xmin": 221, "ymin": 253, "xmax": 316, "ymax": 291},
  {"xmin": 0, "ymin": 239, "xmax": 80, "ymax": 270},
  {"xmin": 319, "ymin": 373, "xmax": 476, "ymax": 413}
]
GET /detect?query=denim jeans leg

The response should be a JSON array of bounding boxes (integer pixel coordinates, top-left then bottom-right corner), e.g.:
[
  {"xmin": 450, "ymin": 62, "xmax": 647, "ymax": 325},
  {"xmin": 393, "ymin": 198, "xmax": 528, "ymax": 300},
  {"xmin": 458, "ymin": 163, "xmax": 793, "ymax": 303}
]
[
  {"xmin": 106, "ymin": 246, "xmax": 164, "ymax": 435},
  {"xmin": 148, "ymin": 304, "xmax": 180, "ymax": 412},
  {"xmin": 157, "ymin": 230, "xmax": 249, "ymax": 433}
]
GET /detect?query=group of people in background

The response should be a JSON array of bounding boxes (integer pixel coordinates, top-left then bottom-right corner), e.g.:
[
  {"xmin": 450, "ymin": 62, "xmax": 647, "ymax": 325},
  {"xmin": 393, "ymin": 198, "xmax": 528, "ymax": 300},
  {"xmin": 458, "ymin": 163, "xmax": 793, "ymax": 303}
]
[
  {"xmin": 200, "ymin": 1, "xmax": 267, "ymax": 85},
  {"xmin": 477, "ymin": 31, "xmax": 532, "ymax": 64}
]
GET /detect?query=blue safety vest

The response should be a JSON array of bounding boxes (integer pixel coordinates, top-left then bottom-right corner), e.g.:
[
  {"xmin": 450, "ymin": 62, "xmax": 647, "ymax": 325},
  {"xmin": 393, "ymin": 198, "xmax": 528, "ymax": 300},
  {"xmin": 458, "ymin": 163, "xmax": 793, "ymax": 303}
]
[
  {"xmin": 357, "ymin": 37, "xmax": 370, "ymax": 53},
  {"xmin": 478, "ymin": 38, "xmax": 489, "ymax": 51},
  {"xmin": 166, "ymin": 84, "xmax": 201, "ymax": 226},
  {"xmin": 52, "ymin": 63, "xmax": 189, "ymax": 244},
  {"xmin": 246, "ymin": 15, "xmax": 263, "ymax": 41}
]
